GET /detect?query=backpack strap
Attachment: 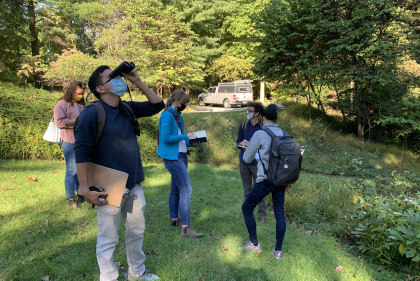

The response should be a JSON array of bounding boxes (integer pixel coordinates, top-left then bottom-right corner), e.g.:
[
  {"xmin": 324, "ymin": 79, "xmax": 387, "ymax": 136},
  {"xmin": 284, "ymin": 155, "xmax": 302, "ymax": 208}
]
[
  {"xmin": 166, "ymin": 109, "xmax": 182, "ymax": 131},
  {"xmin": 121, "ymin": 101, "xmax": 134, "ymax": 116},
  {"xmin": 241, "ymin": 121, "xmax": 247, "ymax": 140},
  {"xmin": 92, "ymin": 102, "xmax": 106, "ymax": 145}
]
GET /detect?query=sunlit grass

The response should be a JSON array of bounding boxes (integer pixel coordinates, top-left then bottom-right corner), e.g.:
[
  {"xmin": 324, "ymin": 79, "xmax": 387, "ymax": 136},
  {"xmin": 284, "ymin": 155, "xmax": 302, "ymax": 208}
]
[{"xmin": 0, "ymin": 159, "xmax": 410, "ymax": 281}]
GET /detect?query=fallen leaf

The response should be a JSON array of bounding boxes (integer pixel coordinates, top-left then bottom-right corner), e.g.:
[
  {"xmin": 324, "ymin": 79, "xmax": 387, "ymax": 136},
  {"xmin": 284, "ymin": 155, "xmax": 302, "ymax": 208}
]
[
  {"xmin": 204, "ymin": 202, "xmax": 209, "ymax": 206},
  {"xmin": 45, "ymin": 219, "xmax": 49, "ymax": 227},
  {"xmin": 60, "ymin": 166, "xmax": 65, "ymax": 169},
  {"xmin": 269, "ymin": 268, "xmax": 273, "ymax": 272},
  {"xmin": 14, "ymin": 188, "xmax": 18, "ymax": 190},
  {"xmin": 26, "ymin": 176, "xmax": 39, "ymax": 182},
  {"xmin": 183, "ymin": 251, "xmax": 188, "ymax": 254},
  {"xmin": 406, "ymin": 275, "xmax": 414, "ymax": 280},
  {"xmin": 153, "ymin": 249, "xmax": 159, "ymax": 254},
  {"xmin": 213, "ymin": 202, "xmax": 217, "ymax": 205},
  {"xmin": 6, "ymin": 195, "xmax": 14, "ymax": 198},
  {"xmin": 209, "ymin": 230, "xmax": 215, "ymax": 236},
  {"xmin": 198, "ymin": 213, "xmax": 202, "ymax": 217},
  {"xmin": 207, "ymin": 218, "xmax": 211, "ymax": 221},
  {"xmin": 377, "ymin": 266, "xmax": 387, "ymax": 272},
  {"xmin": 292, "ymin": 221, "xmax": 298, "ymax": 226},
  {"xmin": 223, "ymin": 234, "xmax": 229, "ymax": 237},
  {"xmin": 256, "ymin": 250, "xmax": 262, "ymax": 257},
  {"xmin": 115, "ymin": 261, "xmax": 124, "ymax": 270},
  {"xmin": 265, "ymin": 233, "xmax": 270, "ymax": 236},
  {"xmin": 2, "ymin": 188, "xmax": 9, "ymax": 192},
  {"xmin": 27, "ymin": 231, "xmax": 33, "ymax": 234},
  {"xmin": 199, "ymin": 225, "xmax": 206, "ymax": 230},
  {"xmin": 214, "ymin": 238, "xmax": 220, "ymax": 240},
  {"xmin": 79, "ymin": 222, "xmax": 89, "ymax": 228},
  {"xmin": 54, "ymin": 170, "xmax": 59, "ymax": 173},
  {"xmin": 10, "ymin": 175, "xmax": 16, "ymax": 178},
  {"xmin": 335, "ymin": 265, "xmax": 343, "ymax": 272},
  {"xmin": 219, "ymin": 246, "xmax": 229, "ymax": 253},
  {"xmin": 312, "ymin": 230, "xmax": 316, "ymax": 236},
  {"xmin": 147, "ymin": 223, "xmax": 152, "ymax": 226},
  {"xmin": 234, "ymin": 214, "xmax": 239, "ymax": 218}
]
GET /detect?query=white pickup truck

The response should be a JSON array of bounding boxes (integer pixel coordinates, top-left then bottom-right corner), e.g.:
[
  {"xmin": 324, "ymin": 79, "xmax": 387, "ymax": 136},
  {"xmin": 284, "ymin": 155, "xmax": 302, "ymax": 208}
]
[{"xmin": 198, "ymin": 80, "xmax": 254, "ymax": 108}]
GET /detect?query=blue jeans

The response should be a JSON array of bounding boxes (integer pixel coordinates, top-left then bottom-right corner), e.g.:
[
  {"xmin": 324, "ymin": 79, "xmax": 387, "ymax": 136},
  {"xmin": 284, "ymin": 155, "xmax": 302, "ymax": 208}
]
[
  {"xmin": 242, "ymin": 181, "xmax": 286, "ymax": 251},
  {"xmin": 61, "ymin": 141, "xmax": 79, "ymax": 199},
  {"xmin": 163, "ymin": 153, "xmax": 192, "ymax": 225}
]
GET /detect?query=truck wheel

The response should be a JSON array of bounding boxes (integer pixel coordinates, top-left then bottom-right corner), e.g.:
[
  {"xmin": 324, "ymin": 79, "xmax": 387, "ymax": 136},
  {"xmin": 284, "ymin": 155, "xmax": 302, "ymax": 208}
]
[
  {"xmin": 223, "ymin": 99, "xmax": 231, "ymax": 109},
  {"xmin": 198, "ymin": 98, "xmax": 205, "ymax": 106}
]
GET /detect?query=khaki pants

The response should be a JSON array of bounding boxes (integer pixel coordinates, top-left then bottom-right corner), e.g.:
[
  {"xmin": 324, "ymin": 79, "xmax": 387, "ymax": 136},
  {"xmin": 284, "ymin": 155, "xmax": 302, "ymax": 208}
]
[
  {"xmin": 239, "ymin": 162, "xmax": 267, "ymax": 219},
  {"xmin": 96, "ymin": 184, "xmax": 146, "ymax": 281}
]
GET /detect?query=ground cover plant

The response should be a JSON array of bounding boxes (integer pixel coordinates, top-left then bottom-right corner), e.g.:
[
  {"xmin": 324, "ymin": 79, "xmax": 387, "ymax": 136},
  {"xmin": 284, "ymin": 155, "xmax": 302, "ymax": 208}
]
[{"xmin": 0, "ymin": 159, "xmax": 413, "ymax": 281}]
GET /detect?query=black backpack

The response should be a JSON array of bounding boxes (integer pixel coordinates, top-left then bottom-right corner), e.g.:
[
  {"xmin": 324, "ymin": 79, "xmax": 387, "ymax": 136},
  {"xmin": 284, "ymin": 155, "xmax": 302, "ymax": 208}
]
[
  {"xmin": 74, "ymin": 101, "xmax": 136, "ymax": 145},
  {"xmin": 259, "ymin": 127, "xmax": 302, "ymax": 186}
]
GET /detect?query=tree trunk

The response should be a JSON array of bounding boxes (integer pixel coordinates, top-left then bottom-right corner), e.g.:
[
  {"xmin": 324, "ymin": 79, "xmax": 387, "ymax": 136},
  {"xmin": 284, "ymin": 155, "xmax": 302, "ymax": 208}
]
[
  {"xmin": 28, "ymin": 0, "xmax": 42, "ymax": 89},
  {"xmin": 309, "ymin": 83, "xmax": 327, "ymax": 124},
  {"xmin": 333, "ymin": 85, "xmax": 348, "ymax": 127},
  {"xmin": 79, "ymin": 0, "xmax": 86, "ymax": 53},
  {"xmin": 306, "ymin": 94, "xmax": 312, "ymax": 123}
]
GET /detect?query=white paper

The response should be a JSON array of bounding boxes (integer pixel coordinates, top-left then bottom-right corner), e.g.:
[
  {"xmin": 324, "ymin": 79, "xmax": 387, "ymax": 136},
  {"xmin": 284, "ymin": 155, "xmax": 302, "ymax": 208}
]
[{"xmin": 189, "ymin": 130, "xmax": 206, "ymax": 139}]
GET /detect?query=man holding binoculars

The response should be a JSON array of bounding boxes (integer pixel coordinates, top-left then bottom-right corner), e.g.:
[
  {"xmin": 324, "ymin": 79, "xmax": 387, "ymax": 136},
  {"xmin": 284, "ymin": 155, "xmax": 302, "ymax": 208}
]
[{"xmin": 75, "ymin": 62, "xmax": 164, "ymax": 281}]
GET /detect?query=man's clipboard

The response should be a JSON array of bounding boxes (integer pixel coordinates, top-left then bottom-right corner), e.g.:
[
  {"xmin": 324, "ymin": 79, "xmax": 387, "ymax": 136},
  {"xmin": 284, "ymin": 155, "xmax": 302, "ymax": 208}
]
[{"xmin": 86, "ymin": 163, "xmax": 128, "ymax": 207}]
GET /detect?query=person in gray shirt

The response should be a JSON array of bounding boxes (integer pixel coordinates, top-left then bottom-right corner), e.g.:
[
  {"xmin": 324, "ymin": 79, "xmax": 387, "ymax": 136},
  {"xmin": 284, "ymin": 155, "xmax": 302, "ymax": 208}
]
[{"xmin": 238, "ymin": 104, "xmax": 286, "ymax": 259}]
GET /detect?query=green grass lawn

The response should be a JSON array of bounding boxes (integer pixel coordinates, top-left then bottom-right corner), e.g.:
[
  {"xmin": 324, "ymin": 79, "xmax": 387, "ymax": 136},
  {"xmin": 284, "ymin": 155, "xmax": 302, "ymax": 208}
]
[{"xmin": 0, "ymin": 159, "xmax": 409, "ymax": 281}]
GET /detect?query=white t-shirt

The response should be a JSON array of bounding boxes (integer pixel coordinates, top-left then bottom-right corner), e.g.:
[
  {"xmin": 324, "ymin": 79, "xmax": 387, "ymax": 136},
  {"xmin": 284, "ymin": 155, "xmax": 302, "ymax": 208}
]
[{"xmin": 178, "ymin": 127, "xmax": 187, "ymax": 153}]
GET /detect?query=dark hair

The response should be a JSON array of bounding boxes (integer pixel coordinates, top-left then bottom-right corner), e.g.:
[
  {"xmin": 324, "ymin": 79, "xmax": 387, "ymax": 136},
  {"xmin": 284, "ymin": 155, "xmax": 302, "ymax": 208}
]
[
  {"xmin": 165, "ymin": 90, "xmax": 189, "ymax": 110},
  {"xmin": 247, "ymin": 101, "xmax": 264, "ymax": 116},
  {"xmin": 261, "ymin": 104, "xmax": 278, "ymax": 121},
  {"xmin": 61, "ymin": 81, "xmax": 86, "ymax": 106},
  {"xmin": 88, "ymin": 65, "xmax": 110, "ymax": 99}
]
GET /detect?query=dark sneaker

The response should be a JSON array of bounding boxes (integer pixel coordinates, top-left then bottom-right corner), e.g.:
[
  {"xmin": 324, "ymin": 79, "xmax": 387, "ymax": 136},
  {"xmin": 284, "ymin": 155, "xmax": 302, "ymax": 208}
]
[
  {"xmin": 124, "ymin": 269, "xmax": 160, "ymax": 280},
  {"xmin": 181, "ymin": 225, "xmax": 203, "ymax": 238},
  {"xmin": 170, "ymin": 218, "xmax": 181, "ymax": 228},
  {"xmin": 68, "ymin": 199, "xmax": 83, "ymax": 210}
]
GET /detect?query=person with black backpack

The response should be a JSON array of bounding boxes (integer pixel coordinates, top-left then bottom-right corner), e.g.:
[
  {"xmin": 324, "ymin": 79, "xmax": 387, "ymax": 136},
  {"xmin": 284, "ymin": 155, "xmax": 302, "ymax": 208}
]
[
  {"xmin": 238, "ymin": 104, "xmax": 302, "ymax": 259},
  {"xmin": 74, "ymin": 65, "xmax": 164, "ymax": 280}
]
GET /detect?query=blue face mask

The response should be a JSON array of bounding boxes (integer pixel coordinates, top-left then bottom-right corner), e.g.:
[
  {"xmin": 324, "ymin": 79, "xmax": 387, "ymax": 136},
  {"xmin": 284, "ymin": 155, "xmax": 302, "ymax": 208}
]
[{"xmin": 109, "ymin": 76, "xmax": 128, "ymax": 97}]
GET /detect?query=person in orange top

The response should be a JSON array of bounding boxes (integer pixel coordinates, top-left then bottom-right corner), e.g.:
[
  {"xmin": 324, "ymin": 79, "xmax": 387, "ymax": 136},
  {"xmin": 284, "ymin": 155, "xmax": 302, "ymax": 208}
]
[{"xmin": 53, "ymin": 81, "xmax": 86, "ymax": 209}]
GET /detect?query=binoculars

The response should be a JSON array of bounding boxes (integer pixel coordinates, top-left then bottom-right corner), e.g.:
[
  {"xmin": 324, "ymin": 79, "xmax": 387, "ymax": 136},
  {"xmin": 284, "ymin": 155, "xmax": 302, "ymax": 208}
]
[{"xmin": 110, "ymin": 61, "xmax": 136, "ymax": 79}]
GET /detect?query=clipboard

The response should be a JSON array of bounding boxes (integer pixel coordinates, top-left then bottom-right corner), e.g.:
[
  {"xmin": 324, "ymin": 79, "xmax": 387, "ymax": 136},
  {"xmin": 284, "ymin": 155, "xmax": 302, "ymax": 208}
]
[{"xmin": 86, "ymin": 162, "xmax": 129, "ymax": 207}]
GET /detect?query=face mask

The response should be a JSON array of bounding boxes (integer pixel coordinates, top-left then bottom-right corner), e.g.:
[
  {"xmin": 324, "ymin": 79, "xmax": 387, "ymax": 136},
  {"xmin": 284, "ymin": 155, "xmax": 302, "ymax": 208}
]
[
  {"xmin": 73, "ymin": 94, "xmax": 83, "ymax": 102},
  {"xmin": 178, "ymin": 103, "xmax": 187, "ymax": 112},
  {"xmin": 110, "ymin": 76, "xmax": 128, "ymax": 97},
  {"xmin": 246, "ymin": 111, "xmax": 254, "ymax": 120}
]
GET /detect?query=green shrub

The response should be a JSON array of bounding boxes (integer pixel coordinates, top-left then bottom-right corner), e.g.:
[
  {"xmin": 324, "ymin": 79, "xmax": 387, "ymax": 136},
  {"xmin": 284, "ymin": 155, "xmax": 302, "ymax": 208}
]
[
  {"xmin": 0, "ymin": 83, "xmax": 63, "ymax": 160},
  {"xmin": 345, "ymin": 194, "xmax": 420, "ymax": 268}
]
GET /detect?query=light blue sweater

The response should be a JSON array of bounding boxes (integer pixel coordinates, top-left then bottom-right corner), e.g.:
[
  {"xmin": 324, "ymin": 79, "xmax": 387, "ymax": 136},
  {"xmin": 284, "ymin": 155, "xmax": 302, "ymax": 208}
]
[{"xmin": 157, "ymin": 107, "xmax": 191, "ymax": 160}]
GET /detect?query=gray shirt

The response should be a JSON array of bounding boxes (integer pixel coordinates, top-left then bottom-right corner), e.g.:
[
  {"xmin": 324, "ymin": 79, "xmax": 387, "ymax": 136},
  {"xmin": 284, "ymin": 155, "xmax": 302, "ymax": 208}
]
[{"xmin": 243, "ymin": 123, "xmax": 283, "ymax": 183}]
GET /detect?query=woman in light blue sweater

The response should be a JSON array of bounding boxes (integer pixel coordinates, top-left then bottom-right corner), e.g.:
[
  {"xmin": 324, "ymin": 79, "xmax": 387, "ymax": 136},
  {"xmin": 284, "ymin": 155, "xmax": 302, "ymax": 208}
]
[{"xmin": 157, "ymin": 90, "xmax": 203, "ymax": 238}]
